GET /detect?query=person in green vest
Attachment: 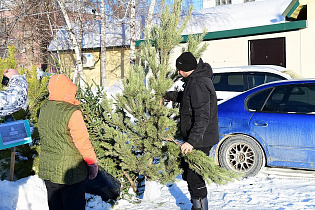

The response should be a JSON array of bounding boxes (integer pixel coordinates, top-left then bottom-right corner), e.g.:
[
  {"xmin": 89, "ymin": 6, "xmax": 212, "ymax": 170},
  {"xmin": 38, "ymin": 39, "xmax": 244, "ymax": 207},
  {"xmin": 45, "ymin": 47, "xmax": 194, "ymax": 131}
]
[{"xmin": 38, "ymin": 74, "xmax": 98, "ymax": 210}]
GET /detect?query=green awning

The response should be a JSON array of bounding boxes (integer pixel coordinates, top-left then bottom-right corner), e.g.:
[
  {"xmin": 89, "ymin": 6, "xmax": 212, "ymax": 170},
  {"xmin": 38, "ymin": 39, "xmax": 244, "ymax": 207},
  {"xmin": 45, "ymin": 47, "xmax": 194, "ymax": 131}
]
[{"xmin": 135, "ymin": 20, "xmax": 307, "ymax": 47}]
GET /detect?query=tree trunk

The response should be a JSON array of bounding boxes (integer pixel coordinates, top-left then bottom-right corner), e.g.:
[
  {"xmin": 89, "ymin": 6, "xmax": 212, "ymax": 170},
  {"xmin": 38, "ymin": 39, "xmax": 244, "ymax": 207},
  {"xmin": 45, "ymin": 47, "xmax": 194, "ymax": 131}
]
[
  {"xmin": 56, "ymin": 0, "xmax": 84, "ymax": 85},
  {"xmin": 129, "ymin": 0, "xmax": 136, "ymax": 64},
  {"xmin": 123, "ymin": 171, "xmax": 137, "ymax": 193},
  {"xmin": 146, "ymin": 0, "xmax": 155, "ymax": 30},
  {"xmin": 100, "ymin": 0, "xmax": 107, "ymax": 87},
  {"xmin": 144, "ymin": 0, "xmax": 155, "ymax": 87}
]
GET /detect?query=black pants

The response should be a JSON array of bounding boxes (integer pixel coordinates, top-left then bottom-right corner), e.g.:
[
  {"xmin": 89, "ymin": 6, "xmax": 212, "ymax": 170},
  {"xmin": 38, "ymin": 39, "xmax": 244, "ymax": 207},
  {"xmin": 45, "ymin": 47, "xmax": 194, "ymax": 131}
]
[
  {"xmin": 182, "ymin": 147, "xmax": 211, "ymax": 199},
  {"xmin": 44, "ymin": 179, "xmax": 86, "ymax": 210}
]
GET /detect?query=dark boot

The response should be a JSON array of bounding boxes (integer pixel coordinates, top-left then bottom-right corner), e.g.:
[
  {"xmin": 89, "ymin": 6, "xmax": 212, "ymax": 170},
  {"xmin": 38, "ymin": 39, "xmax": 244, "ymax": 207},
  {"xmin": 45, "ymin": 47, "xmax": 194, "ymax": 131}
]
[{"xmin": 191, "ymin": 197, "xmax": 208, "ymax": 210}]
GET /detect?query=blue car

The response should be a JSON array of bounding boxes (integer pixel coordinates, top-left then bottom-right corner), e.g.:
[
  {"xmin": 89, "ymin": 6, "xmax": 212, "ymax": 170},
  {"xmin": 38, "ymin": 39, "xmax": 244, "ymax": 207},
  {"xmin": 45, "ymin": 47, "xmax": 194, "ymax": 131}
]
[{"xmin": 212, "ymin": 79, "xmax": 315, "ymax": 177}]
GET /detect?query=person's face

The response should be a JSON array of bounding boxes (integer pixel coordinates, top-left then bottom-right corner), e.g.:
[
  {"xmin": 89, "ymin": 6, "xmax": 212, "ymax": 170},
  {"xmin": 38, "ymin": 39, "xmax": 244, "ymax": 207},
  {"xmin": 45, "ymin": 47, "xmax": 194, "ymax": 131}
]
[{"xmin": 177, "ymin": 69, "xmax": 193, "ymax": 78}]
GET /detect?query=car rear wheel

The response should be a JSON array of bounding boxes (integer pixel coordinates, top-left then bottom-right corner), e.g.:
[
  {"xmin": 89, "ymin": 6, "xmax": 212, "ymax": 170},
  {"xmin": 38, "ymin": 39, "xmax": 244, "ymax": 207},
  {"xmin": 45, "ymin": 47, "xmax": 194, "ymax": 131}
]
[{"xmin": 218, "ymin": 135, "xmax": 265, "ymax": 177}]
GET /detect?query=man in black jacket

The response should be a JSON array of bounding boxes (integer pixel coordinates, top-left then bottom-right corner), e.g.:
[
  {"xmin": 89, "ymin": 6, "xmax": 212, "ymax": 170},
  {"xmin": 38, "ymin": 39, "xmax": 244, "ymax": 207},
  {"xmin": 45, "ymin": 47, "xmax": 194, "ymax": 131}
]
[{"xmin": 165, "ymin": 52, "xmax": 219, "ymax": 210}]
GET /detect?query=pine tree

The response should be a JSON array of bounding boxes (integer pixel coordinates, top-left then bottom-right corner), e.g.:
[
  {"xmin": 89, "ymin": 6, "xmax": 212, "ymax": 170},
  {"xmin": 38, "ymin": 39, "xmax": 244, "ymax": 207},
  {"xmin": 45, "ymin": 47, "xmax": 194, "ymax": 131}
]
[
  {"xmin": 0, "ymin": 46, "xmax": 49, "ymax": 180},
  {"xmin": 76, "ymin": 1, "xmax": 245, "ymax": 198},
  {"xmin": 78, "ymin": 0, "xmax": 242, "ymax": 196},
  {"xmin": 79, "ymin": 0, "xmax": 192, "ymax": 193}
]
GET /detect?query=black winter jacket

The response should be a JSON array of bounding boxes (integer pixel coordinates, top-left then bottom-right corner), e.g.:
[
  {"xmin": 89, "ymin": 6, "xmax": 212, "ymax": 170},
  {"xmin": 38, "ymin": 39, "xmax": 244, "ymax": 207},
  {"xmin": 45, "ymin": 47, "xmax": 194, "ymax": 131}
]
[{"xmin": 165, "ymin": 59, "xmax": 219, "ymax": 148}]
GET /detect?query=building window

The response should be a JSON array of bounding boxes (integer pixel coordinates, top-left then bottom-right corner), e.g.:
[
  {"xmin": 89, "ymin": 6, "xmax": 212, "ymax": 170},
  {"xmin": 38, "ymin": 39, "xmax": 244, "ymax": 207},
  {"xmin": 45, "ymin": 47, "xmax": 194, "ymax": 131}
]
[{"xmin": 216, "ymin": 0, "xmax": 232, "ymax": 6}]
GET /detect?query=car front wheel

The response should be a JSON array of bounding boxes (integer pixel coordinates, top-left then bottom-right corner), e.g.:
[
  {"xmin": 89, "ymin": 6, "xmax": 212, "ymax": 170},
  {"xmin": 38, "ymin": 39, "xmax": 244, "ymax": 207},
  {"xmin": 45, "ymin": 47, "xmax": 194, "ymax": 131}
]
[{"xmin": 218, "ymin": 135, "xmax": 265, "ymax": 177}]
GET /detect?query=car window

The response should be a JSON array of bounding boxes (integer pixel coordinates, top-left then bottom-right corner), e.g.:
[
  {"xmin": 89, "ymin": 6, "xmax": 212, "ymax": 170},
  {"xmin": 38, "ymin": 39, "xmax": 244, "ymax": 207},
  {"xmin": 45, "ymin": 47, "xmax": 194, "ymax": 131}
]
[
  {"xmin": 251, "ymin": 75, "xmax": 266, "ymax": 87},
  {"xmin": 265, "ymin": 74, "xmax": 286, "ymax": 83},
  {"xmin": 246, "ymin": 88, "xmax": 273, "ymax": 111},
  {"xmin": 262, "ymin": 84, "xmax": 315, "ymax": 114},
  {"xmin": 212, "ymin": 73, "xmax": 245, "ymax": 92},
  {"xmin": 247, "ymin": 73, "xmax": 286, "ymax": 89},
  {"xmin": 262, "ymin": 86, "xmax": 287, "ymax": 112}
]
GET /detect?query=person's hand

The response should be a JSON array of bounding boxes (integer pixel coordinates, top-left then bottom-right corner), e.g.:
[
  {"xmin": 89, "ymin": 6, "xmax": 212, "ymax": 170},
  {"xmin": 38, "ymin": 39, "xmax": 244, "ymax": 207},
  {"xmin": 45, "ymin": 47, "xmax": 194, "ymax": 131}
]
[
  {"xmin": 181, "ymin": 142, "xmax": 193, "ymax": 154},
  {"xmin": 3, "ymin": 69, "xmax": 19, "ymax": 79},
  {"xmin": 164, "ymin": 91, "xmax": 172, "ymax": 100},
  {"xmin": 88, "ymin": 162, "xmax": 98, "ymax": 180}
]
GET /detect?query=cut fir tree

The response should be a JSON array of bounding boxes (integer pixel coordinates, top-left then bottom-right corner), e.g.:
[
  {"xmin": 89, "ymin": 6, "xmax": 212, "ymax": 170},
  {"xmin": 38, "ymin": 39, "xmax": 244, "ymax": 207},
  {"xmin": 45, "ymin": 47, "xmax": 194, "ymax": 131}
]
[
  {"xmin": 162, "ymin": 135, "xmax": 243, "ymax": 185},
  {"xmin": 79, "ymin": 0, "xmax": 243, "ymax": 197}
]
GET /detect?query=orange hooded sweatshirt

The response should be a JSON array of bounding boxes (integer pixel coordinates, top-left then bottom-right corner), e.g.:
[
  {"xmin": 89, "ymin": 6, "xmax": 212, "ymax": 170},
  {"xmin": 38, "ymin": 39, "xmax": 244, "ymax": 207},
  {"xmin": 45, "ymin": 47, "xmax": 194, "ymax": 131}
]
[{"xmin": 48, "ymin": 74, "xmax": 97, "ymax": 165}]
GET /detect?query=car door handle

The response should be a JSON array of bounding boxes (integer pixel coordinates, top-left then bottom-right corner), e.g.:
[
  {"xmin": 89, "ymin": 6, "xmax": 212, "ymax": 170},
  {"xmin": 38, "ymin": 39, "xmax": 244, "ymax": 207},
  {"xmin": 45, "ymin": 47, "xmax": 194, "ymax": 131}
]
[{"xmin": 254, "ymin": 121, "xmax": 268, "ymax": 127}]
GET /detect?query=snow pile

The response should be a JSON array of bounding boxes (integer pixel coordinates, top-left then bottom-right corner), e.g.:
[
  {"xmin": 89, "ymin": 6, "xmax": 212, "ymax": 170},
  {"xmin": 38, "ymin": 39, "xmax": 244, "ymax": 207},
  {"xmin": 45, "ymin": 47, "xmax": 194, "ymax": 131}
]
[
  {"xmin": 0, "ymin": 176, "xmax": 48, "ymax": 210},
  {"xmin": 2, "ymin": 172, "xmax": 315, "ymax": 209}
]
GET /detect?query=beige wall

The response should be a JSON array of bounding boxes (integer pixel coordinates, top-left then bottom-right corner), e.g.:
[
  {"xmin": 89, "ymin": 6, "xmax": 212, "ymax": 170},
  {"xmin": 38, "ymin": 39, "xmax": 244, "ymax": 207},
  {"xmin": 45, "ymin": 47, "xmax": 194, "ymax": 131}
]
[
  {"xmin": 58, "ymin": 47, "xmax": 130, "ymax": 87},
  {"xmin": 172, "ymin": 30, "xmax": 305, "ymax": 75},
  {"xmin": 300, "ymin": 0, "xmax": 315, "ymax": 78},
  {"xmin": 105, "ymin": 48, "xmax": 130, "ymax": 87}
]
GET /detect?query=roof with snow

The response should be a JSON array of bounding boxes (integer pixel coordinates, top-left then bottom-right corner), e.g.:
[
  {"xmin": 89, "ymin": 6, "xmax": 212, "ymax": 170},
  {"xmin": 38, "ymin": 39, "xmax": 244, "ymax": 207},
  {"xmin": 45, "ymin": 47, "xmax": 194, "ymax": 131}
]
[
  {"xmin": 48, "ymin": 19, "xmax": 141, "ymax": 51},
  {"xmin": 183, "ymin": 0, "xmax": 292, "ymax": 35},
  {"xmin": 49, "ymin": 0, "xmax": 302, "ymax": 51}
]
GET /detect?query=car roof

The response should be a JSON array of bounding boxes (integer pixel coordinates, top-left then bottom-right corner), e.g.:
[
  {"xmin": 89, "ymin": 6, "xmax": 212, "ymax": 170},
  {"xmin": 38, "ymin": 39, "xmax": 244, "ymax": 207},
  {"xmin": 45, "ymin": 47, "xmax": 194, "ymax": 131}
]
[
  {"xmin": 218, "ymin": 78, "xmax": 315, "ymax": 104},
  {"xmin": 250, "ymin": 78, "xmax": 315, "ymax": 92},
  {"xmin": 252, "ymin": 78, "xmax": 315, "ymax": 86},
  {"xmin": 213, "ymin": 65, "xmax": 286, "ymax": 73},
  {"xmin": 212, "ymin": 65, "xmax": 293, "ymax": 79}
]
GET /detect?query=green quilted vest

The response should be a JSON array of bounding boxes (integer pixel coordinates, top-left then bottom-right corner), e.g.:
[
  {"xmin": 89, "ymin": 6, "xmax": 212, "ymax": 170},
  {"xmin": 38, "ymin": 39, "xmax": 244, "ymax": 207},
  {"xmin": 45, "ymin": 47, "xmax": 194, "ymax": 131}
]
[{"xmin": 38, "ymin": 100, "xmax": 88, "ymax": 184}]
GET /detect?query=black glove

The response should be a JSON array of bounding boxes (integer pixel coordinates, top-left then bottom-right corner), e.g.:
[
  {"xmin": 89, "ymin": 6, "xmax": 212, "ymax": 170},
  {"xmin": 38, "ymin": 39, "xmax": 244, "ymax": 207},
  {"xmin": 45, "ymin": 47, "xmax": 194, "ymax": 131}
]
[
  {"xmin": 164, "ymin": 91, "xmax": 175, "ymax": 101},
  {"xmin": 164, "ymin": 91, "xmax": 183, "ymax": 103},
  {"xmin": 88, "ymin": 162, "xmax": 98, "ymax": 180}
]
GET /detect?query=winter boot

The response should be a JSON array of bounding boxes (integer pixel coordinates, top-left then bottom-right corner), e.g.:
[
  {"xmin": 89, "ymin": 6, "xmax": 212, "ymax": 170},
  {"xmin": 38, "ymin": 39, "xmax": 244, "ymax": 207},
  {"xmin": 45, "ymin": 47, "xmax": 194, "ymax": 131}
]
[{"xmin": 191, "ymin": 197, "xmax": 208, "ymax": 210}]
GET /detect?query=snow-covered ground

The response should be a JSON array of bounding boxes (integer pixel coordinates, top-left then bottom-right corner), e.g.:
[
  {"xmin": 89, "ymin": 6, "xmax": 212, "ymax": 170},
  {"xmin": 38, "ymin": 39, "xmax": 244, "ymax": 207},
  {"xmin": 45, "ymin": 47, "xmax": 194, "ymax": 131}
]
[
  {"xmin": 1, "ymin": 168, "xmax": 315, "ymax": 210},
  {"xmin": 0, "ymin": 0, "xmax": 307, "ymax": 206}
]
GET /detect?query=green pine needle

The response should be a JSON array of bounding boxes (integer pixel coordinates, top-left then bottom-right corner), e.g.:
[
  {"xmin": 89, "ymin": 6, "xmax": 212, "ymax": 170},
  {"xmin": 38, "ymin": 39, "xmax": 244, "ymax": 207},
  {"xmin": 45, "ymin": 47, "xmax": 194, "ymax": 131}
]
[{"xmin": 183, "ymin": 149, "xmax": 244, "ymax": 185}]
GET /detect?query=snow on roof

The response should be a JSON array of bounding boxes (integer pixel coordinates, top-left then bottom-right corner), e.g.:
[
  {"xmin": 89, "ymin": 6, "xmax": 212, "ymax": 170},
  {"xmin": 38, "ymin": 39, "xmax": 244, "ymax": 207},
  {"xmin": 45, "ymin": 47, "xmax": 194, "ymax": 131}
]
[
  {"xmin": 48, "ymin": 19, "xmax": 140, "ymax": 51},
  {"xmin": 183, "ymin": 0, "xmax": 292, "ymax": 35},
  {"xmin": 49, "ymin": 0, "xmax": 293, "ymax": 51}
]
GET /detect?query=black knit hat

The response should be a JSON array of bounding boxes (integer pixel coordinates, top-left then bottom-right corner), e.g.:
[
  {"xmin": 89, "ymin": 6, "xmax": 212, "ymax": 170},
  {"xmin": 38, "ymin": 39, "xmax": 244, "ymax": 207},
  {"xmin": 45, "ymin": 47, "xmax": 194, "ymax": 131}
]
[{"xmin": 176, "ymin": 52, "xmax": 197, "ymax": 72}]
